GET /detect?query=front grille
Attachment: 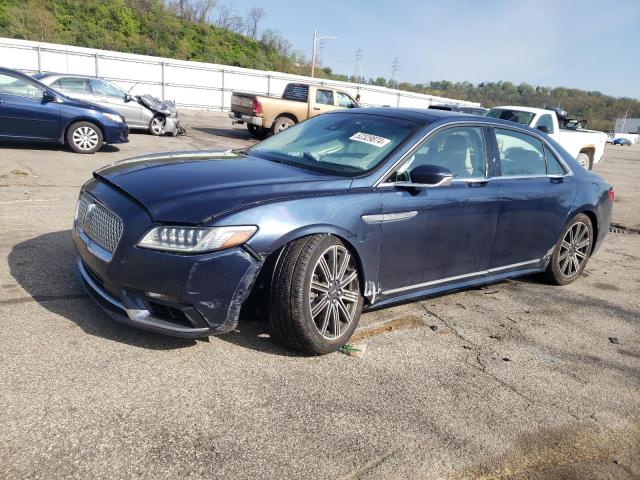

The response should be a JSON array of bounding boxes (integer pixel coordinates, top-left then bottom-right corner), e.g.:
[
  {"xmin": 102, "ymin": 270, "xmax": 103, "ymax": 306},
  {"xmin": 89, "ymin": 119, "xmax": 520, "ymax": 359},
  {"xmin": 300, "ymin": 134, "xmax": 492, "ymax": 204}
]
[{"xmin": 76, "ymin": 193, "xmax": 123, "ymax": 254}]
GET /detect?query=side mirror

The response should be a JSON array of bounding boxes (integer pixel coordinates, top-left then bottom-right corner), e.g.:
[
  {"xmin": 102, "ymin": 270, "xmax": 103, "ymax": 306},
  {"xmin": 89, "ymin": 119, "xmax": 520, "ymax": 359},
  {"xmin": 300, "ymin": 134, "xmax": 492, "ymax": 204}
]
[
  {"xmin": 125, "ymin": 94, "xmax": 134, "ymax": 102},
  {"xmin": 536, "ymin": 125, "xmax": 549, "ymax": 134},
  {"xmin": 42, "ymin": 90, "xmax": 57, "ymax": 103},
  {"xmin": 396, "ymin": 164, "xmax": 453, "ymax": 189}
]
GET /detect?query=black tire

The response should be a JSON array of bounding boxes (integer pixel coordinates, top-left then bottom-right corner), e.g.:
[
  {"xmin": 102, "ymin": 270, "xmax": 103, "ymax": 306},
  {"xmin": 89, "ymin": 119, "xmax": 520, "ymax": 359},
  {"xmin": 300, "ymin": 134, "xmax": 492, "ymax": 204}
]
[
  {"xmin": 271, "ymin": 116, "xmax": 295, "ymax": 135},
  {"xmin": 247, "ymin": 124, "xmax": 268, "ymax": 139},
  {"xmin": 149, "ymin": 115, "xmax": 165, "ymax": 135},
  {"xmin": 269, "ymin": 234, "xmax": 364, "ymax": 355},
  {"xmin": 577, "ymin": 152, "xmax": 591, "ymax": 170},
  {"xmin": 545, "ymin": 213, "xmax": 593, "ymax": 285},
  {"xmin": 66, "ymin": 121, "xmax": 103, "ymax": 154}
]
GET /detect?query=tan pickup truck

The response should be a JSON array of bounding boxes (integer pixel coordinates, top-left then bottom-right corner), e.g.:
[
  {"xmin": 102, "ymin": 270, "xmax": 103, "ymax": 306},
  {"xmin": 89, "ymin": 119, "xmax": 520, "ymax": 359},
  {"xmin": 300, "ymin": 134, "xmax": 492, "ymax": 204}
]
[{"xmin": 229, "ymin": 83, "xmax": 359, "ymax": 138}]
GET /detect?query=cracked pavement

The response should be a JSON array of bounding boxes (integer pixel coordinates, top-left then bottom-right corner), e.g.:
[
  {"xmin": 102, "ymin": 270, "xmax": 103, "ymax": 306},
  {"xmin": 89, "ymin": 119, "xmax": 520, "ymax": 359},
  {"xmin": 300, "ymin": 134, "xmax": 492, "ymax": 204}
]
[{"xmin": 1, "ymin": 114, "xmax": 639, "ymax": 479}]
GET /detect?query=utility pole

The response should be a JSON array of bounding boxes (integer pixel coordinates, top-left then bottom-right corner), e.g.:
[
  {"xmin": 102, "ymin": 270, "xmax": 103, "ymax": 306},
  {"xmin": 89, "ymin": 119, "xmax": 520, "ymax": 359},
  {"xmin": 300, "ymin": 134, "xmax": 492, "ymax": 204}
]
[
  {"xmin": 391, "ymin": 57, "xmax": 400, "ymax": 88},
  {"xmin": 310, "ymin": 30, "xmax": 338, "ymax": 78},
  {"xmin": 354, "ymin": 48, "xmax": 363, "ymax": 82}
]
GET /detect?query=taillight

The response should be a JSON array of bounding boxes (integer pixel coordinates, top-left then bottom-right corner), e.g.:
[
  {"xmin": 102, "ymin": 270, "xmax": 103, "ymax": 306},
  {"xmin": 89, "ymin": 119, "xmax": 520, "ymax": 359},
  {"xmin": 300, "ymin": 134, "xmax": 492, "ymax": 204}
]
[
  {"xmin": 607, "ymin": 189, "xmax": 615, "ymax": 202},
  {"xmin": 252, "ymin": 98, "xmax": 263, "ymax": 115}
]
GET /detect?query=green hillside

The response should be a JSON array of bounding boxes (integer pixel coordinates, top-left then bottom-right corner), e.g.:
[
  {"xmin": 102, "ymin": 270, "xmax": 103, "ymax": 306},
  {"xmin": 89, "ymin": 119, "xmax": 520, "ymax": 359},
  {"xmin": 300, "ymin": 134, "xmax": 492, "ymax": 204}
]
[{"xmin": 1, "ymin": 0, "xmax": 638, "ymax": 130}]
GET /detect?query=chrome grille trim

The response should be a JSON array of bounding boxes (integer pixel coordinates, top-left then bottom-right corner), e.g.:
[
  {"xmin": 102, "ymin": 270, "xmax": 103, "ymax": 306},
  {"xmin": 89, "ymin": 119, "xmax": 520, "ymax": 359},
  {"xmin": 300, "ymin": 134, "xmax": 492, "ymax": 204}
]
[{"xmin": 75, "ymin": 193, "xmax": 123, "ymax": 255}]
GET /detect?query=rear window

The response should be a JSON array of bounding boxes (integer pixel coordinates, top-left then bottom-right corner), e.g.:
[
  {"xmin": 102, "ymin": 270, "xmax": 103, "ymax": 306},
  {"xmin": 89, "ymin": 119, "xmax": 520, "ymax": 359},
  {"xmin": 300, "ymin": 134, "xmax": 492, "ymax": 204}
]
[
  {"xmin": 282, "ymin": 84, "xmax": 308, "ymax": 102},
  {"xmin": 487, "ymin": 108, "xmax": 536, "ymax": 127}
]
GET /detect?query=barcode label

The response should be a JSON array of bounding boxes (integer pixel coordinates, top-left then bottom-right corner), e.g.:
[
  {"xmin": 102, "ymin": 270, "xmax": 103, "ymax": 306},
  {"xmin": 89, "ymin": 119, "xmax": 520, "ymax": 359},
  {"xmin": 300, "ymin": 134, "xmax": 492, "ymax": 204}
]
[{"xmin": 349, "ymin": 132, "xmax": 391, "ymax": 148}]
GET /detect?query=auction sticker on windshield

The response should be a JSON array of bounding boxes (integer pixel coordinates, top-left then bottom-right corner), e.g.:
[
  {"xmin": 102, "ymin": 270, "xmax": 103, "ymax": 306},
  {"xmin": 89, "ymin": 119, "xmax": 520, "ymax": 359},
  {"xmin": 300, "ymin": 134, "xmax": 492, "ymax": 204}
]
[{"xmin": 349, "ymin": 132, "xmax": 391, "ymax": 148}]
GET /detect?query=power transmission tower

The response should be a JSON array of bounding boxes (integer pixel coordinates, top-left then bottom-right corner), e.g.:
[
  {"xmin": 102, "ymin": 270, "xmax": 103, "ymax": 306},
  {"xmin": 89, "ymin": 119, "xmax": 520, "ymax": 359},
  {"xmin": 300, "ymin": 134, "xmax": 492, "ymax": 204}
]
[
  {"xmin": 354, "ymin": 48, "xmax": 363, "ymax": 82},
  {"xmin": 317, "ymin": 39, "xmax": 327, "ymax": 68},
  {"xmin": 391, "ymin": 57, "xmax": 400, "ymax": 88}
]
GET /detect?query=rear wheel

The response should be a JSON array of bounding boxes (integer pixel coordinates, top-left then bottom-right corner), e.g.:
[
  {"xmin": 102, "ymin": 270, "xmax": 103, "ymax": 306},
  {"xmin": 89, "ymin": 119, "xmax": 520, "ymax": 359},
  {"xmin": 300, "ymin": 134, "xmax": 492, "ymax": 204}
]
[
  {"xmin": 66, "ymin": 121, "xmax": 103, "ymax": 154},
  {"xmin": 577, "ymin": 152, "xmax": 591, "ymax": 170},
  {"xmin": 545, "ymin": 213, "xmax": 593, "ymax": 285},
  {"xmin": 271, "ymin": 116, "xmax": 295, "ymax": 135},
  {"xmin": 269, "ymin": 235, "xmax": 363, "ymax": 355},
  {"xmin": 247, "ymin": 124, "xmax": 268, "ymax": 139}
]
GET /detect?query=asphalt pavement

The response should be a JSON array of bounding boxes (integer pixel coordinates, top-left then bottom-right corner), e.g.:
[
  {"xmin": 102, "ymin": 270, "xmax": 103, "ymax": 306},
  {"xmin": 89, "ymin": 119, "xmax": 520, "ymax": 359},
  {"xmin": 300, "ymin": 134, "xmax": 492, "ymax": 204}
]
[{"xmin": 1, "ymin": 112, "xmax": 638, "ymax": 479}]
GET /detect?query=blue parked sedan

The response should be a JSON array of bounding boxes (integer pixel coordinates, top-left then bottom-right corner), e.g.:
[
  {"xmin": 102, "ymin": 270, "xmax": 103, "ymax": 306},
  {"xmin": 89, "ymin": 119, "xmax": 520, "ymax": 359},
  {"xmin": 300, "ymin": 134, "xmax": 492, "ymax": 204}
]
[
  {"xmin": 0, "ymin": 67, "xmax": 128, "ymax": 153},
  {"xmin": 613, "ymin": 137, "xmax": 632, "ymax": 146},
  {"xmin": 73, "ymin": 109, "xmax": 613, "ymax": 354}
]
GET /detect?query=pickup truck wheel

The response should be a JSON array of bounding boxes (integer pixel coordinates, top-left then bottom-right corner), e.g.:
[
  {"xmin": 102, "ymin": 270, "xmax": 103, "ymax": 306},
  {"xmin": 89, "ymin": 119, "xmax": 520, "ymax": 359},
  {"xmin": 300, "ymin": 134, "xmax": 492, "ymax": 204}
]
[
  {"xmin": 247, "ymin": 124, "xmax": 268, "ymax": 139},
  {"xmin": 149, "ymin": 115, "xmax": 166, "ymax": 135},
  {"xmin": 66, "ymin": 121, "xmax": 103, "ymax": 154},
  {"xmin": 269, "ymin": 234, "xmax": 363, "ymax": 355},
  {"xmin": 545, "ymin": 213, "xmax": 593, "ymax": 286},
  {"xmin": 577, "ymin": 153, "xmax": 591, "ymax": 170},
  {"xmin": 272, "ymin": 116, "xmax": 295, "ymax": 135}
]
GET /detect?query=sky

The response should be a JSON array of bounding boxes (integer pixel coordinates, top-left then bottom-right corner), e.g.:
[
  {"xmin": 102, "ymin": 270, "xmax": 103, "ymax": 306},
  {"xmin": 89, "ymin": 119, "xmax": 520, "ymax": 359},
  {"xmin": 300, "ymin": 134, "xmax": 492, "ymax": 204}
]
[{"xmin": 223, "ymin": 0, "xmax": 640, "ymax": 99}]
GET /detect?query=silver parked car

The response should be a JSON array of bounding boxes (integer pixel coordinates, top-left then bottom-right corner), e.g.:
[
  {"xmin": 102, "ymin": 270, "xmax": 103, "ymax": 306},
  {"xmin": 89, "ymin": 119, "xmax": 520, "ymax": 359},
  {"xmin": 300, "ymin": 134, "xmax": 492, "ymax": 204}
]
[{"xmin": 32, "ymin": 73, "xmax": 181, "ymax": 135}]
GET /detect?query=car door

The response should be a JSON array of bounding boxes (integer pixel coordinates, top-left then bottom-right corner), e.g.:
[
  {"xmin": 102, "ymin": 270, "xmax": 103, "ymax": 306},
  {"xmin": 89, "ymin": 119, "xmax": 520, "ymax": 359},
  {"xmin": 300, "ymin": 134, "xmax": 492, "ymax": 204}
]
[
  {"xmin": 377, "ymin": 125, "xmax": 501, "ymax": 293},
  {"xmin": 309, "ymin": 88, "xmax": 336, "ymax": 118},
  {"xmin": 0, "ymin": 71, "xmax": 60, "ymax": 140},
  {"xmin": 489, "ymin": 127, "xmax": 577, "ymax": 269},
  {"xmin": 89, "ymin": 79, "xmax": 143, "ymax": 126},
  {"xmin": 336, "ymin": 91, "xmax": 357, "ymax": 110}
]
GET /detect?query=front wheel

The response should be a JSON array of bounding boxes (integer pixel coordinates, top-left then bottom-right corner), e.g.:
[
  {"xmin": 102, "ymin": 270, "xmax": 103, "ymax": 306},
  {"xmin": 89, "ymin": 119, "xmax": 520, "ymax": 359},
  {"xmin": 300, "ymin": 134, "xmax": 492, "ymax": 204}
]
[
  {"xmin": 66, "ymin": 121, "xmax": 103, "ymax": 154},
  {"xmin": 149, "ymin": 115, "xmax": 166, "ymax": 135},
  {"xmin": 269, "ymin": 235, "xmax": 364, "ymax": 355},
  {"xmin": 545, "ymin": 213, "xmax": 593, "ymax": 285}
]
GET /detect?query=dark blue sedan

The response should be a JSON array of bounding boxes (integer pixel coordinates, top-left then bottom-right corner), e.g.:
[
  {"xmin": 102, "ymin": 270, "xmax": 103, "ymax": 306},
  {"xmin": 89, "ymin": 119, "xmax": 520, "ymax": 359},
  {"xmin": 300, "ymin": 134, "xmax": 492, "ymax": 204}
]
[
  {"xmin": 73, "ymin": 109, "xmax": 613, "ymax": 354},
  {"xmin": 613, "ymin": 137, "xmax": 632, "ymax": 146},
  {"xmin": 0, "ymin": 67, "xmax": 129, "ymax": 153}
]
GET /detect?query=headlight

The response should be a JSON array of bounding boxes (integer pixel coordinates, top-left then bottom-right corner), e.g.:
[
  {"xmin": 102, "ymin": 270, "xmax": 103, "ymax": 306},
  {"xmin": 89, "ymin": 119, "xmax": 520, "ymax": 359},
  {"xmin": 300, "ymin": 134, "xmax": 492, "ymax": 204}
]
[
  {"xmin": 138, "ymin": 226, "xmax": 257, "ymax": 253},
  {"xmin": 104, "ymin": 113, "xmax": 124, "ymax": 123}
]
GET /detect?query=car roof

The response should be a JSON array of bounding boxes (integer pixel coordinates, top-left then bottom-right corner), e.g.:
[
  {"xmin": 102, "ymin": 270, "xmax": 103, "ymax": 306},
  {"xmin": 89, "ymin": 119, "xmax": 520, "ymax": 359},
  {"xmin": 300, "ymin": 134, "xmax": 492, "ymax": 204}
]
[
  {"xmin": 333, "ymin": 107, "xmax": 473, "ymax": 123},
  {"xmin": 491, "ymin": 105, "xmax": 553, "ymax": 115}
]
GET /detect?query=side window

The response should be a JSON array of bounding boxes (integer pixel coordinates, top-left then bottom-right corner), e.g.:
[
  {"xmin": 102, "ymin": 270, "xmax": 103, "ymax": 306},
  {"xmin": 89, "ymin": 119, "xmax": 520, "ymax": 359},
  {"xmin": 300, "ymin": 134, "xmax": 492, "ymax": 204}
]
[
  {"xmin": 495, "ymin": 128, "xmax": 546, "ymax": 177},
  {"xmin": 535, "ymin": 114, "xmax": 555, "ymax": 134},
  {"xmin": 315, "ymin": 89, "xmax": 334, "ymax": 106},
  {"xmin": 0, "ymin": 72, "xmax": 43, "ymax": 99},
  {"xmin": 544, "ymin": 145, "xmax": 566, "ymax": 175},
  {"xmin": 336, "ymin": 91, "xmax": 355, "ymax": 108},
  {"xmin": 55, "ymin": 77, "xmax": 92, "ymax": 94},
  {"xmin": 395, "ymin": 126, "xmax": 487, "ymax": 181},
  {"xmin": 90, "ymin": 79, "xmax": 125, "ymax": 98}
]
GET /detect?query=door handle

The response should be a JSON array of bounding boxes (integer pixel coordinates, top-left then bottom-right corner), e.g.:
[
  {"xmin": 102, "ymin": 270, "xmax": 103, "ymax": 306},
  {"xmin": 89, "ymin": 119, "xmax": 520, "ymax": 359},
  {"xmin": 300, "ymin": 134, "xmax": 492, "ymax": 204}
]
[
  {"xmin": 0, "ymin": 99, "xmax": 4, "ymax": 104},
  {"xmin": 466, "ymin": 180, "xmax": 488, "ymax": 187},
  {"xmin": 313, "ymin": 107, "xmax": 321, "ymax": 110}
]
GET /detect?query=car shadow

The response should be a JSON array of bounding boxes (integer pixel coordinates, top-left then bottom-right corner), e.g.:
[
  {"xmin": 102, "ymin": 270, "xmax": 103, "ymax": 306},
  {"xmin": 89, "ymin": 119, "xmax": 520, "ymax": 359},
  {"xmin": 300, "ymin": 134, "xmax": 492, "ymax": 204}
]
[
  {"xmin": 8, "ymin": 229, "xmax": 301, "ymax": 355},
  {"xmin": 8, "ymin": 230, "xmax": 195, "ymax": 350},
  {"xmin": 0, "ymin": 141, "xmax": 121, "ymax": 153},
  {"xmin": 191, "ymin": 126, "xmax": 257, "ymax": 141}
]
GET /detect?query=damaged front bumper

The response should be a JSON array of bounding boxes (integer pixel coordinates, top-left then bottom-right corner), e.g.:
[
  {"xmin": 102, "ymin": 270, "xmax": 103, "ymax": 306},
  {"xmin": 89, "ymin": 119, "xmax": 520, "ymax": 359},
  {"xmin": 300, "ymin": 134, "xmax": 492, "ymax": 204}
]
[{"xmin": 73, "ymin": 186, "xmax": 262, "ymax": 338}]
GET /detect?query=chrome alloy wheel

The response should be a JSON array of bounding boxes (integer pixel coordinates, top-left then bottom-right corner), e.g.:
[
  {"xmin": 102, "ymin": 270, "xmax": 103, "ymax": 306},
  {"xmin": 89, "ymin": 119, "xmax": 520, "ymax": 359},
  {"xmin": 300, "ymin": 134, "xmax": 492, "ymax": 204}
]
[
  {"xmin": 309, "ymin": 245, "xmax": 360, "ymax": 339},
  {"xmin": 72, "ymin": 126, "xmax": 99, "ymax": 151},
  {"xmin": 558, "ymin": 221, "xmax": 590, "ymax": 277},
  {"xmin": 150, "ymin": 116, "xmax": 166, "ymax": 135}
]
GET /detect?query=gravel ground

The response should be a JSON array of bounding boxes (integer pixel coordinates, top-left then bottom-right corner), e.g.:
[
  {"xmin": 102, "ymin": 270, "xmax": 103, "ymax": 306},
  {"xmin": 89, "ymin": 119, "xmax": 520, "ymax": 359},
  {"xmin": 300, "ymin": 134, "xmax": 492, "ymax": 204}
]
[{"xmin": 1, "ymin": 112, "xmax": 638, "ymax": 479}]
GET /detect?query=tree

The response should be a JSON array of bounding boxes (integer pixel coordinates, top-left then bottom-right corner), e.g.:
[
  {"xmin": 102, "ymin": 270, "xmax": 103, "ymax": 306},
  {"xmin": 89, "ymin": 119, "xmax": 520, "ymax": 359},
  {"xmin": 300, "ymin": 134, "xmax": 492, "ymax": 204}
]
[
  {"xmin": 245, "ymin": 6, "xmax": 265, "ymax": 39},
  {"xmin": 215, "ymin": 4, "xmax": 233, "ymax": 29}
]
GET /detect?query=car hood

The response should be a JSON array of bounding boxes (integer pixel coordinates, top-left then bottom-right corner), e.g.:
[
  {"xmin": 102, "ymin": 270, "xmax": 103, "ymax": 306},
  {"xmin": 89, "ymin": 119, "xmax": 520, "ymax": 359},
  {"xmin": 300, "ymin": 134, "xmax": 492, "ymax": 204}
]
[
  {"xmin": 137, "ymin": 94, "xmax": 177, "ymax": 117},
  {"xmin": 94, "ymin": 149, "xmax": 350, "ymax": 223}
]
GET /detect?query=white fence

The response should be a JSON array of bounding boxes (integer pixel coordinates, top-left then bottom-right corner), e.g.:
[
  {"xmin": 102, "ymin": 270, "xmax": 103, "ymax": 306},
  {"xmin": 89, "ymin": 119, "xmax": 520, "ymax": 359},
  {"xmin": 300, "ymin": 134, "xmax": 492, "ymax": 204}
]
[{"xmin": 0, "ymin": 37, "xmax": 479, "ymax": 111}]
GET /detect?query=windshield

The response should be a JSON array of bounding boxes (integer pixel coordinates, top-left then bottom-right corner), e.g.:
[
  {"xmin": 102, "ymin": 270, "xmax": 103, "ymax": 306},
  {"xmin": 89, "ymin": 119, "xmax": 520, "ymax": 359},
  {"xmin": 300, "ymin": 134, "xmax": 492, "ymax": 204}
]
[
  {"xmin": 486, "ymin": 108, "xmax": 536, "ymax": 126},
  {"xmin": 248, "ymin": 113, "xmax": 423, "ymax": 175}
]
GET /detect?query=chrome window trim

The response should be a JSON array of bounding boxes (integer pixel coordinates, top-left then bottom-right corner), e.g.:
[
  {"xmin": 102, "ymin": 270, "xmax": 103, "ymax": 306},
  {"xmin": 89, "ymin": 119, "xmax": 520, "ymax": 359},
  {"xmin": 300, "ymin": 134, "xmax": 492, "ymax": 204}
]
[
  {"xmin": 374, "ymin": 120, "xmax": 574, "ymax": 188},
  {"xmin": 382, "ymin": 259, "xmax": 541, "ymax": 295}
]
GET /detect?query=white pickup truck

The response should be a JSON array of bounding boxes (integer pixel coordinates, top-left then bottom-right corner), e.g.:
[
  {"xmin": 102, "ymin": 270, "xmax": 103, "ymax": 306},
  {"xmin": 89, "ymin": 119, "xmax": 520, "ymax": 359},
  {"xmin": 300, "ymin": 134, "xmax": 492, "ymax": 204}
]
[{"xmin": 486, "ymin": 106, "xmax": 607, "ymax": 170}]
